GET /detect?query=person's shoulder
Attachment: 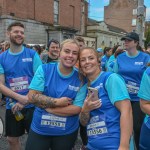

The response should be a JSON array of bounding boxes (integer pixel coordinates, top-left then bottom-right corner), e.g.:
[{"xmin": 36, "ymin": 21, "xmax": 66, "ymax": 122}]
[
  {"xmin": 24, "ymin": 46, "xmax": 35, "ymax": 53},
  {"xmin": 0, "ymin": 49, "xmax": 9, "ymax": 55},
  {"xmin": 107, "ymin": 72, "xmax": 123, "ymax": 81},
  {"xmin": 139, "ymin": 51, "xmax": 149, "ymax": 57},
  {"xmin": 0, "ymin": 50, "xmax": 8, "ymax": 58},
  {"xmin": 145, "ymin": 67, "xmax": 150, "ymax": 75},
  {"xmin": 117, "ymin": 51, "xmax": 126, "ymax": 58},
  {"xmin": 24, "ymin": 47, "xmax": 37, "ymax": 57},
  {"xmin": 43, "ymin": 61, "xmax": 57, "ymax": 68}
]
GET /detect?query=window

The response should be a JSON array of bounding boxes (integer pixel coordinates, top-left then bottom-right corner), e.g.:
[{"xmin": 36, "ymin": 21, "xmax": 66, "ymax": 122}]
[
  {"xmin": 133, "ymin": 9, "xmax": 137, "ymax": 15},
  {"xmin": 70, "ymin": 5, "xmax": 75, "ymax": 27},
  {"xmin": 54, "ymin": 0, "xmax": 59, "ymax": 24},
  {"xmin": 132, "ymin": 19, "xmax": 136, "ymax": 26}
]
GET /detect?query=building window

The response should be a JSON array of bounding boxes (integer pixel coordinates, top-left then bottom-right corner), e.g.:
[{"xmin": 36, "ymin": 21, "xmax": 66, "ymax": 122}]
[
  {"xmin": 54, "ymin": 0, "xmax": 59, "ymax": 24},
  {"xmin": 70, "ymin": 5, "xmax": 75, "ymax": 27},
  {"xmin": 133, "ymin": 9, "xmax": 137, "ymax": 15},
  {"xmin": 132, "ymin": 19, "xmax": 136, "ymax": 26}
]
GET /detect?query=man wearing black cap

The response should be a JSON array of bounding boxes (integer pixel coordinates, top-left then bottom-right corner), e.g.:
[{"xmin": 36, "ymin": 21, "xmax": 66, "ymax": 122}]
[
  {"xmin": 121, "ymin": 32, "xmax": 139, "ymax": 42},
  {"xmin": 113, "ymin": 32, "xmax": 150, "ymax": 150}
]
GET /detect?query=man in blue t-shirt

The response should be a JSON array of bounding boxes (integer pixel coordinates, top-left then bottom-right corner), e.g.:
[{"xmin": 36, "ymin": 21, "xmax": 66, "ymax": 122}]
[{"xmin": 0, "ymin": 22, "xmax": 42, "ymax": 150}]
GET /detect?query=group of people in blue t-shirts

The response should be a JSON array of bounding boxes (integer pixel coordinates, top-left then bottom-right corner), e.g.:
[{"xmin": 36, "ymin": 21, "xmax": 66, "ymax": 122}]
[
  {"xmin": 0, "ymin": 21, "xmax": 150, "ymax": 150},
  {"xmin": 98, "ymin": 32, "xmax": 150, "ymax": 150}
]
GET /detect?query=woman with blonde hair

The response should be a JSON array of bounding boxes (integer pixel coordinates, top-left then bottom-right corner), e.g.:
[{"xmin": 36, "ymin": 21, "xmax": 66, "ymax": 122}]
[{"xmin": 26, "ymin": 39, "xmax": 87, "ymax": 150}]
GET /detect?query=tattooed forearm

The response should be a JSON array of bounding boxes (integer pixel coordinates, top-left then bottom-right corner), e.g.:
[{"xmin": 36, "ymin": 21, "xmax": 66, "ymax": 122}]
[
  {"xmin": 80, "ymin": 111, "xmax": 90, "ymax": 126},
  {"xmin": 30, "ymin": 94, "xmax": 57, "ymax": 108}
]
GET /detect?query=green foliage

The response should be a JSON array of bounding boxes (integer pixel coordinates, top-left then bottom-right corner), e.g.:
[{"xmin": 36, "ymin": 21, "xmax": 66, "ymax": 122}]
[{"xmin": 145, "ymin": 29, "xmax": 150, "ymax": 49}]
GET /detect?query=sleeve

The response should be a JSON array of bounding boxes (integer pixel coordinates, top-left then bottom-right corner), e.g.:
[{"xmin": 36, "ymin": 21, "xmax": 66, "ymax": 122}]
[
  {"xmin": 0, "ymin": 64, "xmax": 4, "ymax": 74},
  {"xmin": 138, "ymin": 71, "xmax": 150, "ymax": 101},
  {"xmin": 33, "ymin": 52, "xmax": 42, "ymax": 73},
  {"xmin": 107, "ymin": 61, "xmax": 115, "ymax": 72},
  {"xmin": 105, "ymin": 73, "xmax": 130, "ymax": 105},
  {"xmin": 29, "ymin": 65, "xmax": 45, "ymax": 92},
  {"xmin": 73, "ymin": 84, "xmax": 87, "ymax": 107},
  {"xmin": 113, "ymin": 59, "xmax": 119, "ymax": 73}
]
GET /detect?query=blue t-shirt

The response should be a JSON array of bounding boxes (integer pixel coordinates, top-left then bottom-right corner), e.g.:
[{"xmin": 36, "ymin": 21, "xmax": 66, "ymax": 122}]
[
  {"xmin": 138, "ymin": 67, "xmax": 150, "ymax": 129},
  {"xmin": 86, "ymin": 72, "xmax": 130, "ymax": 150},
  {"xmin": 101, "ymin": 55, "xmax": 109, "ymax": 71},
  {"xmin": 114, "ymin": 51, "xmax": 150, "ymax": 101},
  {"xmin": 107, "ymin": 54, "xmax": 115, "ymax": 72},
  {"xmin": 0, "ymin": 46, "xmax": 42, "ymax": 109},
  {"xmin": 29, "ymin": 62, "xmax": 86, "ymax": 136}
]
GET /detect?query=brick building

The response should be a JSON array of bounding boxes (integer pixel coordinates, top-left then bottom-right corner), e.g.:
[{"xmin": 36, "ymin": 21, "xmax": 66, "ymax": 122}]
[
  {"xmin": 0, "ymin": 0, "xmax": 88, "ymax": 45},
  {"xmin": 104, "ymin": 0, "xmax": 145, "ymax": 33}
]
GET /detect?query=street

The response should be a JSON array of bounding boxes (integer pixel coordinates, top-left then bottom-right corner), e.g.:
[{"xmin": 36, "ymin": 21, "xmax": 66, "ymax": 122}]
[{"xmin": 0, "ymin": 104, "xmax": 82, "ymax": 150}]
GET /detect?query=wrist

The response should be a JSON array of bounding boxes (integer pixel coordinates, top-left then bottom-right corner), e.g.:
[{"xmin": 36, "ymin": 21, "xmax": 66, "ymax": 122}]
[
  {"xmin": 54, "ymin": 98, "xmax": 59, "ymax": 107},
  {"xmin": 119, "ymin": 142, "xmax": 129, "ymax": 150},
  {"xmin": 81, "ymin": 106, "xmax": 90, "ymax": 113}
]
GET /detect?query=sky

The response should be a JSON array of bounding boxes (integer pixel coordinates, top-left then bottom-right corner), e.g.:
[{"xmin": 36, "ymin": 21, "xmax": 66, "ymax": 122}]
[{"xmin": 88, "ymin": 0, "xmax": 150, "ymax": 21}]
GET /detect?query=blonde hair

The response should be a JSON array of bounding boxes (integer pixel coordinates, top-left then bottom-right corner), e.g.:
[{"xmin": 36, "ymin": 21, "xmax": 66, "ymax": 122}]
[{"xmin": 60, "ymin": 39, "xmax": 79, "ymax": 50}]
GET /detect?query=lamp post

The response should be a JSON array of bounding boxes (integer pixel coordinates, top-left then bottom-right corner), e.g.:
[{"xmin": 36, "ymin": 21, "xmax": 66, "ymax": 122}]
[{"xmin": 136, "ymin": 0, "xmax": 145, "ymax": 47}]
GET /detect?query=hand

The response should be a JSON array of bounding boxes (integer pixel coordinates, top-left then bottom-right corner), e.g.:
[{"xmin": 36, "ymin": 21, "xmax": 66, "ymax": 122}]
[
  {"xmin": 82, "ymin": 94, "xmax": 102, "ymax": 113},
  {"xmin": 20, "ymin": 95, "xmax": 29, "ymax": 105},
  {"xmin": 55, "ymin": 97, "xmax": 72, "ymax": 107},
  {"xmin": 11, "ymin": 103, "xmax": 24, "ymax": 114}
]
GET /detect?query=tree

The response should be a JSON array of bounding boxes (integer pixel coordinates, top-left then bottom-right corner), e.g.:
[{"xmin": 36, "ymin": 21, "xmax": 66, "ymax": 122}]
[{"xmin": 145, "ymin": 29, "xmax": 150, "ymax": 49}]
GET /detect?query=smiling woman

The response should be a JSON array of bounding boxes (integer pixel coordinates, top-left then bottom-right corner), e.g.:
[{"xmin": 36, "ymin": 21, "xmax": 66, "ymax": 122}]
[{"xmin": 79, "ymin": 47, "xmax": 133, "ymax": 150}]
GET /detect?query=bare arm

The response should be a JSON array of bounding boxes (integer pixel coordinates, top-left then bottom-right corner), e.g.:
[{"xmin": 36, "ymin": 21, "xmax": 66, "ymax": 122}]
[
  {"xmin": 80, "ymin": 95, "xmax": 102, "ymax": 126},
  {"xmin": 0, "ymin": 74, "xmax": 28, "ymax": 105},
  {"xmin": 140, "ymin": 99, "xmax": 150, "ymax": 115},
  {"xmin": 28, "ymin": 90, "xmax": 72, "ymax": 108},
  {"xmin": 46, "ymin": 105, "xmax": 81, "ymax": 116},
  {"xmin": 79, "ymin": 109, "xmax": 90, "ymax": 126},
  {"xmin": 115, "ymin": 100, "xmax": 133, "ymax": 150}
]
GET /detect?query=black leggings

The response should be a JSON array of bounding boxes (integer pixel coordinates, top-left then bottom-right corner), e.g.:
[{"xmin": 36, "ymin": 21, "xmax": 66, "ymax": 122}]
[
  {"xmin": 80, "ymin": 122, "xmax": 88, "ymax": 145},
  {"xmin": 131, "ymin": 101, "xmax": 145, "ymax": 150},
  {"xmin": 25, "ymin": 129, "xmax": 78, "ymax": 150}
]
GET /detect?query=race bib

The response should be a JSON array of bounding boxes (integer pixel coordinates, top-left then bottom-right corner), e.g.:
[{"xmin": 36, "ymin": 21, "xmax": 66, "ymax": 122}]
[
  {"xmin": 87, "ymin": 114, "xmax": 108, "ymax": 137},
  {"xmin": 126, "ymin": 81, "xmax": 139, "ymax": 94},
  {"xmin": 41, "ymin": 113, "xmax": 67, "ymax": 130},
  {"xmin": 9, "ymin": 76, "xmax": 29, "ymax": 92}
]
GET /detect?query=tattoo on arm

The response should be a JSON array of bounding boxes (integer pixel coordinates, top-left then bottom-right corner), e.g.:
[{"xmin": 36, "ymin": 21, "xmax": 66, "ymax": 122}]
[
  {"xmin": 31, "ymin": 94, "xmax": 57, "ymax": 108},
  {"xmin": 80, "ymin": 112, "xmax": 90, "ymax": 126}
]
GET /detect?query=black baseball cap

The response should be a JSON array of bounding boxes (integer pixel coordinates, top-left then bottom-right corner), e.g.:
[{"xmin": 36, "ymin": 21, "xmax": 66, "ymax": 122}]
[{"xmin": 121, "ymin": 32, "xmax": 139, "ymax": 41}]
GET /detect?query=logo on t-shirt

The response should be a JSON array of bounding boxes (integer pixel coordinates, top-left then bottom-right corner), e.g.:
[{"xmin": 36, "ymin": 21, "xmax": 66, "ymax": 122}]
[
  {"xmin": 95, "ymin": 83, "xmax": 103, "ymax": 89},
  {"xmin": 68, "ymin": 85, "xmax": 79, "ymax": 91},
  {"xmin": 22, "ymin": 58, "xmax": 32, "ymax": 62},
  {"xmin": 134, "ymin": 62, "xmax": 143, "ymax": 65}
]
